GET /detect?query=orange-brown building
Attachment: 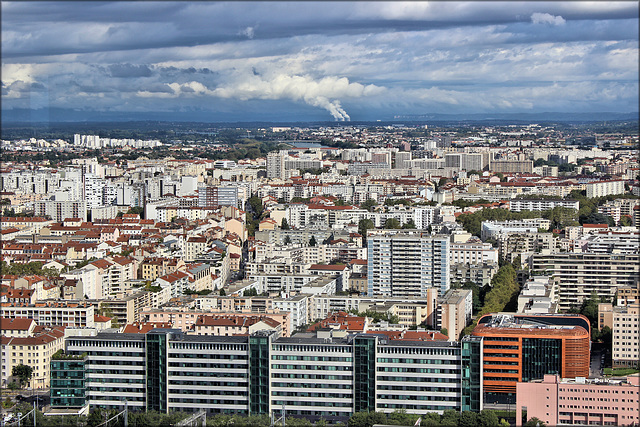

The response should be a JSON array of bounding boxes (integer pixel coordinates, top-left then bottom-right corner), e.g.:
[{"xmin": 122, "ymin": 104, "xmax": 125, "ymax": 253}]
[{"xmin": 472, "ymin": 313, "xmax": 590, "ymax": 400}]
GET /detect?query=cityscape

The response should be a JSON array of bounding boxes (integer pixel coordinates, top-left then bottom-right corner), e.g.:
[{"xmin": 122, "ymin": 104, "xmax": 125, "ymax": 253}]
[{"xmin": 1, "ymin": 2, "xmax": 639, "ymax": 427}]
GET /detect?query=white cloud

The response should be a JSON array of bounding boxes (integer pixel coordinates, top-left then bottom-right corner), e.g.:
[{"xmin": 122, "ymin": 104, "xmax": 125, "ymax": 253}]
[
  {"xmin": 240, "ymin": 26, "xmax": 255, "ymax": 39},
  {"xmin": 531, "ymin": 12, "xmax": 566, "ymax": 26},
  {"xmin": 211, "ymin": 74, "xmax": 385, "ymax": 120}
]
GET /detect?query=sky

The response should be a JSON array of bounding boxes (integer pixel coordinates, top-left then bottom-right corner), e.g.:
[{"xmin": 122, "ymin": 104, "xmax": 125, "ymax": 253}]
[{"xmin": 1, "ymin": 1, "xmax": 638, "ymax": 122}]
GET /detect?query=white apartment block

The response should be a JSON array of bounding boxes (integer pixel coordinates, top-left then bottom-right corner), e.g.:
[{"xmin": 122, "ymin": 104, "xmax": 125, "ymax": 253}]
[
  {"xmin": 510, "ymin": 199, "xmax": 580, "ymax": 213},
  {"xmin": 1, "ymin": 302, "xmax": 96, "ymax": 328},
  {"xmin": 34, "ymin": 200, "xmax": 87, "ymax": 222},
  {"xmin": 481, "ymin": 218, "xmax": 551, "ymax": 240},
  {"xmin": 367, "ymin": 231, "xmax": 450, "ymax": 297},
  {"xmin": 450, "ymin": 242, "xmax": 498, "ymax": 264},
  {"xmin": 586, "ymin": 180, "xmax": 626, "ymax": 198},
  {"xmin": 611, "ymin": 304, "xmax": 640, "ymax": 368},
  {"xmin": 272, "ymin": 295, "xmax": 309, "ymax": 329}
]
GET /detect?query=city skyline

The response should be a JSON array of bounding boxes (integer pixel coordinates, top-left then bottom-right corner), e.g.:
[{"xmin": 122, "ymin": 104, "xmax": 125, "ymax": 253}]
[{"xmin": 1, "ymin": 1, "xmax": 639, "ymax": 122}]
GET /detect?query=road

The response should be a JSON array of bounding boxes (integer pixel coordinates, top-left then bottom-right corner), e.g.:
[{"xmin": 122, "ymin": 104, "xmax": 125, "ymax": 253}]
[{"xmin": 590, "ymin": 344, "xmax": 603, "ymax": 378}]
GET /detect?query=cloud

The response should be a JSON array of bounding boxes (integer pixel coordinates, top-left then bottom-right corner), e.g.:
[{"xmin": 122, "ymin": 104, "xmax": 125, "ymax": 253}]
[
  {"xmin": 211, "ymin": 74, "xmax": 385, "ymax": 121},
  {"xmin": 1, "ymin": 2, "xmax": 637, "ymax": 119},
  {"xmin": 108, "ymin": 63, "xmax": 153, "ymax": 78},
  {"xmin": 240, "ymin": 26, "xmax": 255, "ymax": 40},
  {"xmin": 531, "ymin": 12, "xmax": 566, "ymax": 26}
]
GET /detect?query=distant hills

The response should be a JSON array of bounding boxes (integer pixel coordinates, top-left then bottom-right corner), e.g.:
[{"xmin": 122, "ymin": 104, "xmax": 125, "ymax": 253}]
[{"xmin": 2, "ymin": 107, "xmax": 638, "ymax": 125}]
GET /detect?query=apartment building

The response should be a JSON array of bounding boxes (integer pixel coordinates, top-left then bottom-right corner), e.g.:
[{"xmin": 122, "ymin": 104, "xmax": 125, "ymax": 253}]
[
  {"xmin": 599, "ymin": 303, "xmax": 640, "ymax": 368},
  {"xmin": 1, "ymin": 324, "xmax": 65, "ymax": 388},
  {"xmin": 597, "ymin": 199, "xmax": 639, "ymax": 224},
  {"xmin": 585, "ymin": 180, "xmax": 626, "ymax": 198},
  {"xmin": 481, "ymin": 219, "xmax": 551, "ymax": 240},
  {"xmin": 450, "ymin": 262, "xmax": 498, "ymax": 287},
  {"xmin": 509, "ymin": 199, "xmax": 579, "ymax": 213},
  {"xmin": 310, "ymin": 293, "xmax": 438, "ymax": 327},
  {"xmin": 436, "ymin": 289, "xmax": 473, "ymax": 341},
  {"xmin": 515, "ymin": 374, "xmax": 640, "ymax": 427},
  {"xmin": 450, "ymin": 241, "xmax": 498, "ymax": 264},
  {"xmin": 34, "ymin": 200, "xmax": 88, "ymax": 222},
  {"xmin": 517, "ymin": 276, "xmax": 559, "ymax": 314},
  {"xmin": 367, "ymin": 231, "xmax": 450, "ymax": 297},
  {"xmin": 1, "ymin": 301, "xmax": 96, "ymax": 328},
  {"xmin": 531, "ymin": 253, "xmax": 640, "ymax": 310},
  {"xmin": 52, "ymin": 329, "xmax": 485, "ymax": 420}
]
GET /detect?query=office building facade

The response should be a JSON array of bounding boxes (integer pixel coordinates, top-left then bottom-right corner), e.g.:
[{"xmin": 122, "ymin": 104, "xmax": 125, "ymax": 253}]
[{"xmin": 51, "ymin": 330, "xmax": 484, "ymax": 420}]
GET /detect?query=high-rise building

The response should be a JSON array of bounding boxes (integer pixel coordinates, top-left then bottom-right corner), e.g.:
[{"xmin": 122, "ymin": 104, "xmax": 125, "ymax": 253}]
[
  {"xmin": 367, "ymin": 231, "xmax": 450, "ymax": 297},
  {"xmin": 267, "ymin": 152, "xmax": 285, "ymax": 179}
]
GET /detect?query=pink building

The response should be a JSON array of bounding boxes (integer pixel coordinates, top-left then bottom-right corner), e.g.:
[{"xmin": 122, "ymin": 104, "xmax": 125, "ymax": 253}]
[{"xmin": 516, "ymin": 374, "xmax": 640, "ymax": 426}]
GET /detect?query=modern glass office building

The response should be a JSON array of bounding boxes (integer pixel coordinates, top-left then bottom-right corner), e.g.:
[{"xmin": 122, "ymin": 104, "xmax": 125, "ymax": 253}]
[{"xmin": 52, "ymin": 329, "xmax": 484, "ymax": 422}]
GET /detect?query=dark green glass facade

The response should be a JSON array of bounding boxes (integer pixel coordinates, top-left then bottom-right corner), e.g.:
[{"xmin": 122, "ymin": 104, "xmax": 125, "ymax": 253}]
[
  {"xmin": 249, "ymin": 334, "xmax": 270, "ymax": 415},
  {"xmin": 146, "ymin": 331, "xmax": 168, "ymax": 412},
  {"xmin": 521, "ymin": 338, "xmax": 561, "ymax": 382},
  {"xmin": 353, "ymin": 336, "xmax": 376, "ymax": 413},
  {"xmin": 50, "ymin": 357, "xmax": 87, "ymax": 408},
  {"xmin": 461, "ymin": 336, "xmax": 483, "ymax": 412}
]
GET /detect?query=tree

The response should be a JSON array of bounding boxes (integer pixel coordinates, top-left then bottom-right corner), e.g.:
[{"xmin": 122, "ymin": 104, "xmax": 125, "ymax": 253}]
[
  {"xmin": 281, "ymin": 218, "xmax": 290, "ymax": 230},
  {"xmin": 581, "ymin": 212, "xmax": 614, "ymax": 226},
  {"xmin": 402, "ymin": 219, "xmax": 416, "ymax": 229},
  {"xmin": 12, "ymin": 364, "xmax": 33, "ymax": 388},
  {"xmin": 384, "ymin": 218, "xmax": 401, "ymax": 229},
  {"xmin": 440, "ymin": 328, "xmax": 449, "ymax": 337},
  {"xmin": 439, "ymin": 409, "xmax": 460, "ymax": 427},
  {"xmin": 309, "ymin": 235, "xmax": 317, "ymax": 247},
  {"xmin": 358, "ymin": 219, "xmax": 375, "ymax": 242},
  {"xmin": 283, "ymin": 236, "xmax": 292, "ymax": 245},
  {"xmin": 459, "ymin": 411, "xmax": 478, "ymax": 427},
  {"xmin": 619, "ymin": 215, "xmax": 632, "ymax": 226},
  {"xmin": 524, "ymin": 417, "xmax": 547, "ymax": 427},
  {"xmin": 478, "ymin": 410, "xmax": 499, "ymax": 427},
  {"xmin": 361, "ymin": 199, "xmax": 378, "ymax": 212},
  {"xmin": 219, "ymin": 288, "xmax": 226, "ymax": 296}
]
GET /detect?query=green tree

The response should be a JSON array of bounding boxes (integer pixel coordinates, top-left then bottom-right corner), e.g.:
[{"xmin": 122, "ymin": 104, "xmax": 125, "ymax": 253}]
[
  {"xmin": 358, "ymin": 219, "xmax": 375, "ymax": 242},
  {"xmin": 281, "ymin": 218, "xmax": 290, "ymax": 230},
  {"xmin": 478, "ymin": 409, "xmax": 499, "ymax": 427},
  {"xmin": 309, "ymin": 235, "xmax": 317, "ymax": 247},
  {"xmin": 440, "ymin": 328, "xmax": 449, "ymax": 338},
  {"xmin": 578, "ymin": 290, "xmax": 601, "ymax": 328},
  {"xmin": 402, "ymin": 219, "xmax": 416, "ymax": 229},
  {"xmin": 619, "ymin": 215, "xmax": 632, "ymax": 226},
  {"xmin": 361, "ymin": 199, "xmax": 378, "ymax": 212},
  {"xmin": 12, "ymin": 364, "xmax": 33, "ymax": 388},
  {"xmin": 286, "ymin": 418, "xmax": 313, "ymax": 427},
  {"xmin": 219, "ymin": 288, "xmax": 226, "ymax": 296},
  {"xmin": 440, "ymin": 409, "xmax": 460, "ymax": 426},
  {"xmin": 458, "ymin": 411, "xmax": 478, "ymax": 427},
  {"xmin": 284, "ymin": 236, "xmax": 292, "ymax": 245},
  {"xmin": 384, "ymin": 218, "xmax": 401, "ymax": 229},
  {"xmin": 524, "ymin": 417, "xmax": 547, "ymax": 427}
]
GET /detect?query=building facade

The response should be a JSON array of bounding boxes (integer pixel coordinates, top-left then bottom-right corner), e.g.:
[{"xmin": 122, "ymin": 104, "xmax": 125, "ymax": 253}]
[
  {"xmin": 367, "ymin": 231, "xmax": 450, "ymax": 297},
  {"xmin": 52, "ymin": 329, "xmax": 484, "ymax": 421}
]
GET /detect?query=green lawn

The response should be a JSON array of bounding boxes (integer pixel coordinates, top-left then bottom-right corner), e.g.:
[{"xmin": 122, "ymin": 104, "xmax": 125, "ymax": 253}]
[{"xmin": 603, "ymin": 368, "xmax": 639, "ymax": 376}]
